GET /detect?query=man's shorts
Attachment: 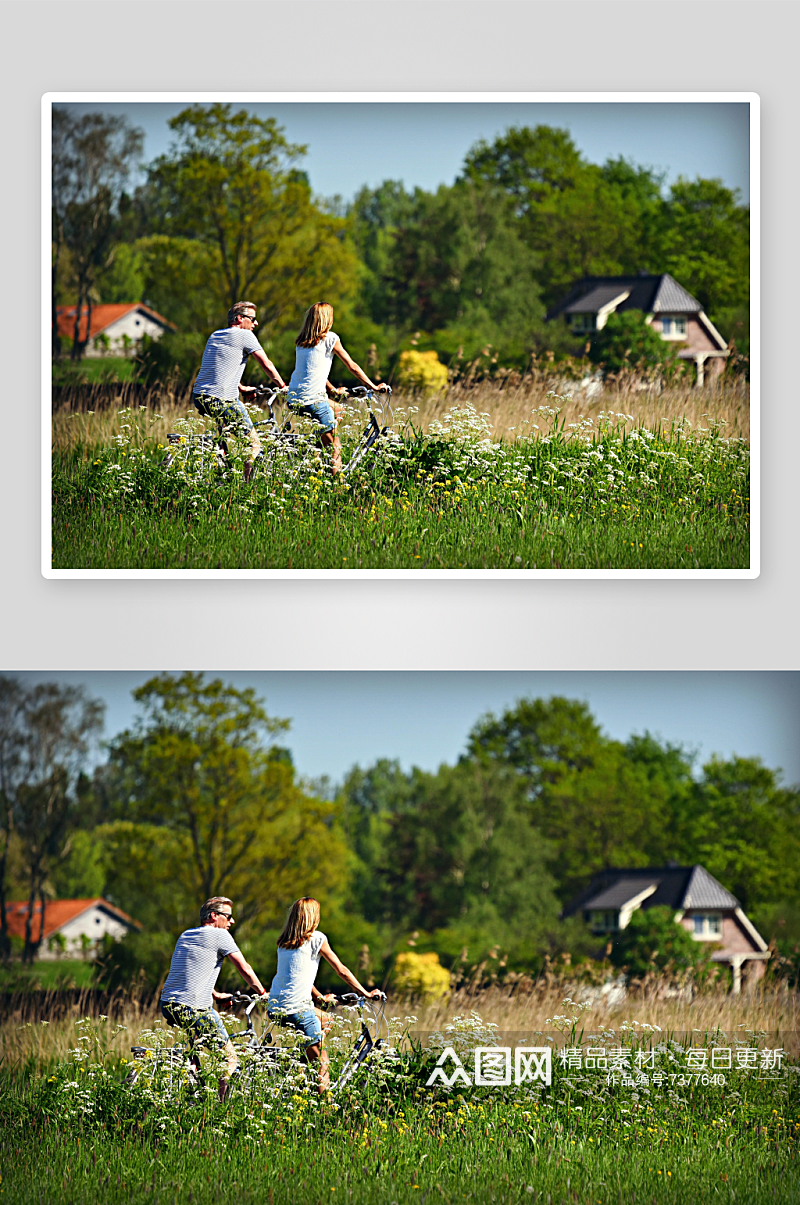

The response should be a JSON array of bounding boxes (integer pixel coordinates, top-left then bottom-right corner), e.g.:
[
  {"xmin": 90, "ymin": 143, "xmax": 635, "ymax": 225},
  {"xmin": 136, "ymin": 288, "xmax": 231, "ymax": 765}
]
[
  {"xmin": 160, "ymin": 999, "xmax": 230, "ymax": 1047},
  {"xmin": 267, "ymin": 1001, "xmax": 323, "ymax": 1047},
  {"xmin": 192, "ymin": 393, "xmax": 255, "ymax": 435},
  {"xmin": 286, "ymin": 395, "xmax": 336, "ymax": 435}
]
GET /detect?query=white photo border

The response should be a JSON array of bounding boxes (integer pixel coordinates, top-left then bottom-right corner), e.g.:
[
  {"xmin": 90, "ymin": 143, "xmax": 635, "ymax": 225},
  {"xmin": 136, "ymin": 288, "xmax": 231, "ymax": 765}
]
[{"xmin": 42, "ymin": 91, "xmax": 759, "ymax": 581}]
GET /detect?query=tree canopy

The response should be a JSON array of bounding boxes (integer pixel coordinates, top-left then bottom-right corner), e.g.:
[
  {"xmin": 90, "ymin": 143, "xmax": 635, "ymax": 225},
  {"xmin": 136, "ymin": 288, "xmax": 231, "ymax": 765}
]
[{"xmin": 56, "ymin": 109, "xmax": 750, "ymax": 375}]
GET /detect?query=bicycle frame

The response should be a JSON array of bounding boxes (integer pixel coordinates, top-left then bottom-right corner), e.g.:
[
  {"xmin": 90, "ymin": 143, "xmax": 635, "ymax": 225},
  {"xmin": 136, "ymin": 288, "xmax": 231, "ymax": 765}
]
[
  {"xmin": 253, "ymin": 385, "xmax": 394, "ymax": 477},
  {"xmin": 329, "ymin": 992, "xmax": 389, "ymax": 1093}
]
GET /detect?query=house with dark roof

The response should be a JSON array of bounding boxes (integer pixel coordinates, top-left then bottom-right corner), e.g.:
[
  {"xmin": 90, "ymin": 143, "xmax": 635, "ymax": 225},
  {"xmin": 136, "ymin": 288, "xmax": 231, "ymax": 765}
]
[
  {"xmin": 6, "ymin": 898, "xmax": 140, "ymax": 959},
  {"xmin": 561, "ymin": 864, "xmax": 769, "ymax": 993},
  {"xmin": 547, "ymin": 273, "xmax": 729, "ymax": 387},
  {"xmin": 56, "ymin": 303, "xmax": 174, "ymax": 357}
]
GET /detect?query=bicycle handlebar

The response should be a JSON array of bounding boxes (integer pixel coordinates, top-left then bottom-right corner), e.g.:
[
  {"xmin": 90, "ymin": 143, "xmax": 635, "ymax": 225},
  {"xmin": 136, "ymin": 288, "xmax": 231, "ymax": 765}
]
[{"xmin": 333, "ymin": 991, "xmax": 387, "ymax": 1005}]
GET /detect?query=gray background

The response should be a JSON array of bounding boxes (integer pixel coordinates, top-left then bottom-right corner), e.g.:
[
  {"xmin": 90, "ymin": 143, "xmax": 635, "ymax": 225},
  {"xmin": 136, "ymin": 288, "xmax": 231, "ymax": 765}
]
[{"xmin": 3, "ymin": 1, "xmax": 797, "ymax": 672}]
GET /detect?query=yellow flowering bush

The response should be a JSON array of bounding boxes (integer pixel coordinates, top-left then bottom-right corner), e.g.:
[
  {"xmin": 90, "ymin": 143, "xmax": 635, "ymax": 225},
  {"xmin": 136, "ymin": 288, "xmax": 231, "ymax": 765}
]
[
  {"xmin": 392, "ymin": 951, "xmax": 451, "ymax": 1001},
  {"xmin": 394, "ymin": 350, "xmax": 449, "ymax": 396}
]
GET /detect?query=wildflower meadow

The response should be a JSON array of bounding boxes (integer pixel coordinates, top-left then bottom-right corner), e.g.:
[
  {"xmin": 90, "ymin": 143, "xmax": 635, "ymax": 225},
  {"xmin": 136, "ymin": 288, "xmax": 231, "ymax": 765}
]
[
  {"xmin": 1, "ymin": 991, "xmax": 797, "ymax": 1204},
  {"xmin": 50, "ymin": 383, "xmax": 750, "ymax": 571}
]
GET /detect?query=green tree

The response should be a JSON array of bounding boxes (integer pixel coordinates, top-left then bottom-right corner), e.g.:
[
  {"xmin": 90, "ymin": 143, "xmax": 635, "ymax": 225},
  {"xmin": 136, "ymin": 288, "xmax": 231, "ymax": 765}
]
[
  {"xmin": 463, "ymin": 125, "xmax": 585, "ymax": 212},
  {"xmin": 338, "ymin": 759, "xmax": 415, "ymax": 925},
  {"xmin": 610, "ymin": 905, "xmax": 709, "ymax": 981},
  {"xmin": 462, "ymin": 128, "xmax": 669, "ymax": 307},
  {"xmin": 0, "ymin": 678, "xmax": 104, "ymax": 961},
  {"xmin": 466, "ymin": 695, "xmax": 607, "ymax": 796},
  {"xmin": 657, "ymin": 177, "xmax": 749, "ymax": 333},
  {"xmin": 144, "ymin": 105, "xmax": 358, "ymax": 338},
  {"xmin": 466, "ymin": 697, "xmax": 676, "ymax": 902},
  {"xmin": 386, "ymin": 180, "xmax": 544, "ymax": 346},
  {"xmin": 380, "ymin": 760, "xmax": 560, "ymax": 952},
  {"xmin": 95, "ymin": 241, "xmax": 145, "ymax": 304},
  {"xmin": 52, "ymin": 108, "xmax": 144, "ymax": 360},
  {"xmin": 686, "ymin": 757, "xmax": 800, "ymax": 911},
  {"xmin": 102, "ymin": 674, "xmax": 349, "ymax": 935},
  {"xmin": 348, "ymin": 181, "xmax": 419, "ymax": 327}
]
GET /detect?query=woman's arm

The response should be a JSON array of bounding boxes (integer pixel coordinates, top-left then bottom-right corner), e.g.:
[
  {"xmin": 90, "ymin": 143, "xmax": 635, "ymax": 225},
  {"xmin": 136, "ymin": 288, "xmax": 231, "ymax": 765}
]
[
  {"xmin": 319, "ymin": 939, "xmax": 383, "ymax": 998},
  {"xmin": 331, "ymin": 340, "xmax": 389, "ymax": 391}
]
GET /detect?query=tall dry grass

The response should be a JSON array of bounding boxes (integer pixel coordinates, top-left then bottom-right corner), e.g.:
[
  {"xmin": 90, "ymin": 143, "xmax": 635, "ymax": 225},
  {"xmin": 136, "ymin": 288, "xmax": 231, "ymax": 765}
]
[
  {"xmin": 399, "ymin": 981, "xmax": 799, "ymax": 1054},
  {"xmin": 2, "ymin": 980, "xmax": 795, "ymax": 1066},
  {"xmin": 51, "ymin": 376, "xmax": 750, "ymax": 458}
]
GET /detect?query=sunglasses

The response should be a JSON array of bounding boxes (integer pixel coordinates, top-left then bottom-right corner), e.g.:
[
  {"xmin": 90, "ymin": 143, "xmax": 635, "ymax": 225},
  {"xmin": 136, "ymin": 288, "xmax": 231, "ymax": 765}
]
[{"xmin": 215, "ymin": 911, "xmax": 235, "ymax": 922}]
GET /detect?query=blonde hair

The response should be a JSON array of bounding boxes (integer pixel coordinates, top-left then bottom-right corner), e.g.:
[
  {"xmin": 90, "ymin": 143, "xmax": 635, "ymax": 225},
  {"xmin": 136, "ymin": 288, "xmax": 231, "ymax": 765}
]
[
  {"xmin": 200, "ymin": 896, "xmax": 233, "ymax": 923},
  {"xmin": 296, "ymin": 303, "xmax": 334, "ymax": 348},
  {"xmin": 277, "ymin": 897, "xmax": 321, "ymax": 949}
]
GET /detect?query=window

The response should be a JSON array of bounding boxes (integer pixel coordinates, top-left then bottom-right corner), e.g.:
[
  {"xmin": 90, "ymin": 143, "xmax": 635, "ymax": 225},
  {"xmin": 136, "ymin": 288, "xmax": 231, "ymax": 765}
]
[
  {"xmin": 660, "ymin": 316, "xmax": 687, "ymax": 338},
  {"xmin": 571, "ymin": 314, "xmax": 596, "ymax": 333},
  {"xmin": 691, "ymin": 913, "xmax": 722, "ymax": 938},
  {"xmin": 590, "ymin": 910, "xmax": 618, "ymax": 932}
]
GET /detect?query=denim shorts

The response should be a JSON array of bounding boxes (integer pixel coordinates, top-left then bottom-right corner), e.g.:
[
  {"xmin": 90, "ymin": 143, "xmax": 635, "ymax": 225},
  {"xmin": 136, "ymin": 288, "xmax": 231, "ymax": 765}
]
[
  {"xmin": 267, "ymin": 1001, "xmax": 323, "ymax": 1046},
  {"xmin": 287, "ymin": 395, "xmax": 336, "ymax": 434},
  {"xmin": 160, "ymin": 999, "xmax": 230, "ymax": 1047},
  {"xmin": 193, "ymin": 393, "xmax": 255, "ymax": 434}
]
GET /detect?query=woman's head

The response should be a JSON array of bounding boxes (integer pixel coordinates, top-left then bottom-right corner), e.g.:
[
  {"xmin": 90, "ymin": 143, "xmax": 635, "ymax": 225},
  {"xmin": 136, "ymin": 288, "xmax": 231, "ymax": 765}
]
[
  {"xmin": 296, "ymin": 302, "xmax": 334, "ymax": 348},
  {"xmin": 277, "ymin": 896, "xmax": 321, "ymax": 949}
]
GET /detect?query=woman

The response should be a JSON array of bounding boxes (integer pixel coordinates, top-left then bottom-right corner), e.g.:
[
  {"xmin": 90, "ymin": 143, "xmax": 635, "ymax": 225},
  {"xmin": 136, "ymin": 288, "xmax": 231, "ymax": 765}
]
[
  {"xmin": 287, "ymin": 302, "xmax": 389, "ymax": 474},
  {"xmin": 268, "ymin": 896, "xmax": 383, "ymax": 1091}
]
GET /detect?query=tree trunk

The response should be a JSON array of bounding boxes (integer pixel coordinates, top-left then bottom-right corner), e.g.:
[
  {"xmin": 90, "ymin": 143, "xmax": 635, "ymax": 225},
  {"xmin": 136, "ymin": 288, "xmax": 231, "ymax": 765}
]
[
  {"xmin": 0, "ymin": 834, "xmax": 9, "ymax": 963},
  {"xmin": 23, "ymin": 871, "xmax": 41, "ymax": 963},
  {"xmin": 52, "ymin": 233, "xmax": 62, "ymax": 362},
  {"xmin": 38, "ymin": 889, "xmax": 47, "ymax": 950},
  {"xmin": 71, "ymin": 289, "xmax": 83, "ymax": 362}
]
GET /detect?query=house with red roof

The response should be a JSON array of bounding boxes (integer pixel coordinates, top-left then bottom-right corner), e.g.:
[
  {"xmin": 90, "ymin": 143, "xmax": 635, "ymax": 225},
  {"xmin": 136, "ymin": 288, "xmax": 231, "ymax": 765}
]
[
  {"xmin": 6, "ymin": 898, "xmax": 140, "ymax": 959},
  {"xmin": 56, "ymin": 303, "xmax": 174, "ymax": 358}
]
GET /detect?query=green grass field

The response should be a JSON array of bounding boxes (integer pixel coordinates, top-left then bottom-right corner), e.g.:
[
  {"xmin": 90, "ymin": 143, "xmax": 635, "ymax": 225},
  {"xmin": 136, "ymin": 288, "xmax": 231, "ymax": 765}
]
[
  {"xmin": 51, "ymin": 402, "xmax": 750, "ymax": 571},
  {"xmin": 0, "ymin": 1010, "xmax": 797, "ymax": 1204},
  {"xmin": 0, "ymin": 959, "xmax": 95, "ymax": 992}
]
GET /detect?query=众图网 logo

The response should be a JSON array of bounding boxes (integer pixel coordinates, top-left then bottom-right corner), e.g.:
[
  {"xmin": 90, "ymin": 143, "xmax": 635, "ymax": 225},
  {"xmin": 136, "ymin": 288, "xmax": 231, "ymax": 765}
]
[{"xmin": 425, "ymin": 1047, "xmax": 552, "ymax": 1088}]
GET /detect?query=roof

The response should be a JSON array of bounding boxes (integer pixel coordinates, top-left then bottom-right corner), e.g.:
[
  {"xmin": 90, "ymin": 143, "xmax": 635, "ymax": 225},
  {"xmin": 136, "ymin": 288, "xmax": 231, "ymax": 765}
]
[
  {"xmin": 56, "ymin": 303, "xmax": 173, "ymax": 342},
  {"xmin": 5, "ymin": 898, "xmax": 139, "ymax": 942},
  {"xmin": 682, "ymin": 864, "xmax": 739, "ymax": 909},
  {"xmin": 563, "ymin": 285, "xmax": 631, "ymax": 315},
  {"xmin": 582, "ymin": 878, "xmax": 658, "ymax": 910},
  {"xmin": 548, "ymin": 273, "xmax": 703, "ymax": 320},
  {"xmin": 562, "ymin": 864, "xmax": 740, "ymax": 919}
]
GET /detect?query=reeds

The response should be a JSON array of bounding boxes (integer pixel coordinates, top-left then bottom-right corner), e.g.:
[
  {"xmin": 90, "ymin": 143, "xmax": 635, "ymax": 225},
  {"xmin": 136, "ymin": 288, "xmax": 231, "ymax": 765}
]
[
  {"xmin": 2, "ymin": 979, "xmax": 796, "ymax": 1066},
  {"xmin": 396, "ymin": 980, "xmax": 799, "ymax": 1054},
  {"xmin": 51, "ymin": 376, "xmax": 750, "ymax": 457}
]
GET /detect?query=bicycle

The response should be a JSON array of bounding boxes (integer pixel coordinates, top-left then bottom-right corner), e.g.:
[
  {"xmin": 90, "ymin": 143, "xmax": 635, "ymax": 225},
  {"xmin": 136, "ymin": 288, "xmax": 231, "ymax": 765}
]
[
  {"xmin": 126, "ymin": 990, "xmax": 389, "ymax": 1099},
  {"xmin": 160, "ymin": 385, "xmax": 395, "ymax": 481},
  {"xmin": 326, "ymin": 991, "xmax": 389, "ymax": 1092},
  {"xmin": 126, "ymin": 993, "xmax": 281, "ymax": 1100}
]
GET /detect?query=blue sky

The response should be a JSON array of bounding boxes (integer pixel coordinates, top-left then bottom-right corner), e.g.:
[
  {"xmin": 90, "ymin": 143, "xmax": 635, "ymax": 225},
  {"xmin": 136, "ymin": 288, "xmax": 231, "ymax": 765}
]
[
  {"xmin": 11, "ymin": 672, "xmax": 797, "ymax": 787},
  {"xmin": 61, "ymin": 100, "xmax": 751, "ymax": 204}
]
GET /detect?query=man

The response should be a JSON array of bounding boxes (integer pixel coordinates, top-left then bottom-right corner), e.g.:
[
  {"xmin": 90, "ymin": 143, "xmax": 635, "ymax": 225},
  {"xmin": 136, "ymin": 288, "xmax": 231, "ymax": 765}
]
[
  {"xmin": 193, "ymin": 302, "xmax": 287, "ymax": 481},
  {"xmin": 160, "ymin": 896, "xmax": 268, "ymax": 1101}
]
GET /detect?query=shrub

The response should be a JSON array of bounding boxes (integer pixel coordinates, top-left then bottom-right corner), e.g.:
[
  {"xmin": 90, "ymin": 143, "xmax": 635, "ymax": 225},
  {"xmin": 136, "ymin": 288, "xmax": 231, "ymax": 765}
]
[
  {"xmin": 394, "ymin": 349, "xmax": 449, "ymax": 396},
  {"xmin": 609, "ymin": 906, "xmax": 710, "ymax": 981},
  {"xmin": 391, "ymin": 950, "xmax": 451, "ymax": 1000},
  {"xmin": 588, "ymin": 311, "xmax": 677, "ymax": 376},
  {"xmin": 138, "ymin": 330, "xmax": 207, "ymax": 386}
]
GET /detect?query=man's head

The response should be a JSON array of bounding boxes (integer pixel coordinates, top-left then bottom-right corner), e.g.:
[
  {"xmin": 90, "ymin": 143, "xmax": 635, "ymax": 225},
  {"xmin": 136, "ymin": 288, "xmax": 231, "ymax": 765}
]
[
  {"xmin": 201, "ymin": 896, "xmax": 235, "ymax": 929},
  {"xmin": 228, "ymin": 301, "xmax": 258, "ymax": 330}
]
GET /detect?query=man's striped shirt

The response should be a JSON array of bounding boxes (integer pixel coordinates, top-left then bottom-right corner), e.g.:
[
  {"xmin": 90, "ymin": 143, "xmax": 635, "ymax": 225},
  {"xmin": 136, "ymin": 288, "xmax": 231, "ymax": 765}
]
[
  {"xmin": 161, "ymin": 926, "xmax": 240, "ymax": 1010},
  {"xmin": 193, "ymin": 327, "xmax": 262, "ymax": 402}
]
